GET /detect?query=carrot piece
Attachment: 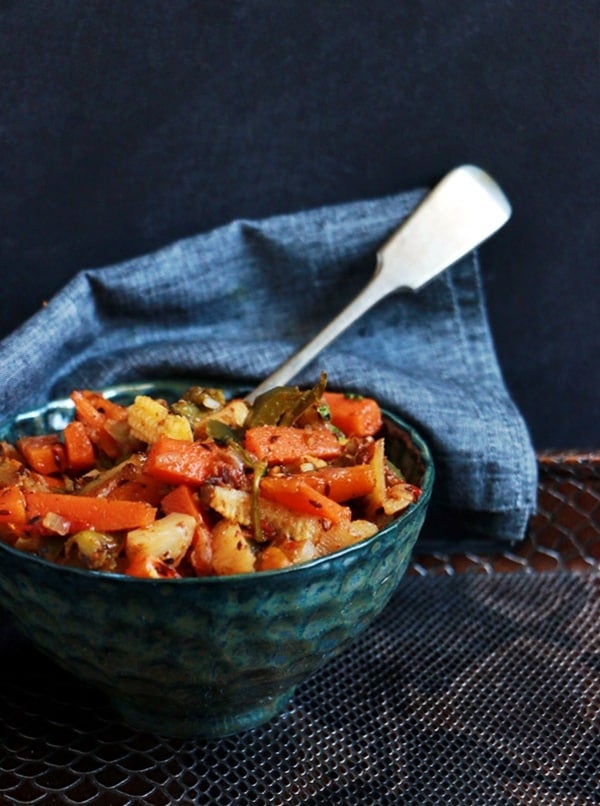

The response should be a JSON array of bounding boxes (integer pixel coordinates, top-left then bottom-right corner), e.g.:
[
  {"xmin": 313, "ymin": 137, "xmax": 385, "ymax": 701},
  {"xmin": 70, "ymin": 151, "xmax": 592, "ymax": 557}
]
[
  {"xmin": 17, "ymin": 435, "xmax": 67, "ymax": 475},
  {"xmin": 75, "ymin": 390, "xmax": 128, "ymax": 422},
  {"xmin": 0, "ymin": 485, "xmax": 27, "ymax": 523},
  {"xmin": 145, "ymin": 436, "xmax": 221, "ymax": 486},
  {"xmin": 70, "ymin": 390, "xmax": 127, "ymax": 459},
  {"xmin": 244, "ymin": 426, "xmax": 343, "ymax": 465},
  {"xmin": 63, "ymin": 420, "xmax": 96, "ymax": 472},
  {"xmin": 24, "ymin": 492, "xmax": 156, "ymax": 532},
  {"xmin": 322, "ymin": 391, "xmax": 383, "ymax": 437},
  {"xmin": 299, "ymin": 464, "xmax": 375, "ymax": 501},
  {"xmin": 104, "ymin": 473, "xmax": 167, "ymax": 506},
  {"xmin": 161, "ymin": 484, "xmax": 213, "ymax": 575},
  {"xmin": 161, "ymin": 483, "xmax": 202, "ymax": 518},
  {"xmin": 260, "ymin": 475, "xmax": 351, "ymax": 523}
]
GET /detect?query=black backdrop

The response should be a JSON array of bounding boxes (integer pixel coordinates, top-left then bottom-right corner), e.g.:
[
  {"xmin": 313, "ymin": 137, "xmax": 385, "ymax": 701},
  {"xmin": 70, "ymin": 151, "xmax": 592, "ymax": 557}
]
[{"xmin": 1, "ymin": 2, "xmax": 598, "ymax": 449}]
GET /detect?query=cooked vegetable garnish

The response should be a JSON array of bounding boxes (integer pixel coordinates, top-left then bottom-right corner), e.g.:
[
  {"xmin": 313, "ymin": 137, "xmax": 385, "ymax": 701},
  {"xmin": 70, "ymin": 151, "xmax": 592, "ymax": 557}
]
[
  {"xmin": 0, "ymin": 374, "xmax": 421, "ymax": 576},
  {"xmin": 322, "ymin": 390, "xmax": 383, "ymax": 437},
  {"xmin": 244, "ymin": 425, "xmax": 344, "ymax": 465},
  {"xmin": 247, "ymin": 372, "xmax": 328, "ymax": 427}
]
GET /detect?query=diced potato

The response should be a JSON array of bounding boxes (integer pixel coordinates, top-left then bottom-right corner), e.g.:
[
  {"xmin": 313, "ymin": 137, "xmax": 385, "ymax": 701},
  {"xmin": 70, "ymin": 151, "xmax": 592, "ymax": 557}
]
[
  {"xmin": 382, "ymin": 481, "xmax": 418, "ymax": 516},
  {"xmin": 211, "ymin": 519, "xmax": 255, "ymax": 575},
  {"xmin": 314, "ymin": 519, "xmax": 378, "ymax": 557},
  {"xmin": 65, "ymin": 529, "xmax": 122, "ymax": 571},
  {"xmin": 277, "ymin": 538, "xmax": 319, "ymax": 565},
  {"xmin": 255, "ymin": 545, "xmax": 292, "ymax": 571},
  {"xmin": 193, "ymin": 399, "xmax": 250, "ymax": 438},
  {"xmin": 126, "ymin": 512, "xmax": 196, "ymax": 567}
]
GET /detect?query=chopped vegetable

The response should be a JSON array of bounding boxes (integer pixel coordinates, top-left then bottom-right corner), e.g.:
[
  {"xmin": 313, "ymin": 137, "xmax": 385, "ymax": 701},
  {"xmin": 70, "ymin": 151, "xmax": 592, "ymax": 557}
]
[
  {"xmin": 0, "ymin": 485, "xmax": 27, "ymax": 523},
  {"xmin": 313, "ymin": 518, "xmax": 379, "ymax": 557},
  {"xmin": 24, "ymin": 492, "xmax": 156, "ymax": 533},
  {"xmin": 246, "ymin": 372, "xmax": 328, "ymax": 427},
  {"xmin": 128, "ymin": 395, "xmax": 193, "ymax": 443},
  {"xmin": 145, "ymin": 436, "xmax": 221, "ymax": 485},
  {"xmin": 65, "ymin": 529, "xmax": 122, "ymax": 571},
  {"xmin": 255, "ymin": 545, "xmax": 292, "ymax": 571},
  {"xmin": 194, "ymin": 398, "xmax": 250, "ymax": 438},
  {"xmin": 63, "ymin": 420, "xmax": 96, "ymax": 472},
  {"xmin": 244, "ymin": 425, "xmax": 343, "ymax": 465},
  {"xmin": 0, "ymin": 375, "xmax": 422, "ymax": 576},
  {"xmin": 211, "ymin": 519, "xmax": 255, "ymax": 575},
  {"xmin": 322, "ymin": 391, "xmax": 383, "ymax": 437},
  {"xmin": 297, "ymin": 464, "xmax": 376, "ymax": 502},
  {"xmin": 70, "ymin": 389, "xmax": 130, "ymax": 459},
  {"xmin": 259, "ymin": 476, "xmax": 351, "ymax": 524},
  {"xmin": 126, "ymin": 512, "xmax": 196, "ymax": 577},
  {"xmin": 17, "ymin": 435, "xmax": 67, "ymax": 476},
  {"xmin": 364, "ymin": 438, "xmax": 387, "ymax": 519},
  {"xmin": 161, "ymin": 484, "xmax": 213, "ymax": 575}
]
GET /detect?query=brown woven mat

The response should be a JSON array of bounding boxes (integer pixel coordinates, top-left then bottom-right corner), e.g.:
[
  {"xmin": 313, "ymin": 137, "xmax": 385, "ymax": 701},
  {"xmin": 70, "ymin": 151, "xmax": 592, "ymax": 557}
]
[
  {"xmin": 1, "ymin": 452, "xmax": 599, "ymax": 806},
  {"xmin": 412, "ymin": 450, "xmax": 600, "ymax": 576}
]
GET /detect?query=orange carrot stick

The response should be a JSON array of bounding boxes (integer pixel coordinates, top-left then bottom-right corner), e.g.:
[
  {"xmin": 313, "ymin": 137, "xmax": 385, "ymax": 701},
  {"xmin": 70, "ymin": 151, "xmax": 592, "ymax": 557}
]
[
  {"xmin": 70, "ymin": 390, "xmax": 124, "ymax": 459},
  {"xmin": 260, "ymin": 475, "xmax": 351, "ymax": 523},
  {"xmin": 24, "ymin": 492, "xmax": 156, "ymax": 533},
  {"xmin": 245, "ymin": 425, "xmax": 343, "ymax": 465},
  {"xmin": 145, "ymin": 436, "xmax": 221, "ymax": 485},
  {"xmin": 74, "ymin": 390, "xmax": 128, "ymax": 422},
  {"xmin": 161, "ymin": 483, "xmax": 203, "ymax": 518},
  {"xmin": 103, "ymin": 472, "xmax": 167, "ymax": 506},
  {"xmin": 161, "ymin": 484, "xmax": 214, "ymax": 575},
  {"xmin": 0, "ymin": 485, "xmax": 27, "ymax": 523},
  {"xmin": 63, "ymin": 420, "xmax": 96, "ymax": 472},
  {"xmin": 16, "ymin": 435, "xmax": 67, "ymax": 476},
  {"xmin": 322, "ymin": 391, "xmax": 383, "ymax": 437},
  {"xmin": 298, "ymin": 464, "xmax": 375, "ymax": 501}
]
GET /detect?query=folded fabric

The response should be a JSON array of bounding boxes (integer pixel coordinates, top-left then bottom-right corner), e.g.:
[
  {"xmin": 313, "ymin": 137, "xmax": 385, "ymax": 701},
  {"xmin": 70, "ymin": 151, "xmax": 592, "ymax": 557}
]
[{"xmin": 0, "ymin": 188, "xmax": 538, "ymax": 548}]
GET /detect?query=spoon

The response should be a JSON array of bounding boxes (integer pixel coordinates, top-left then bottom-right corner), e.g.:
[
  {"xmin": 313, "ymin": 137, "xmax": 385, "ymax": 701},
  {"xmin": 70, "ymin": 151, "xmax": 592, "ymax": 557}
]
[{"xmin": 245, "ymin": 164, "xmax": 511, "ymax": 403}]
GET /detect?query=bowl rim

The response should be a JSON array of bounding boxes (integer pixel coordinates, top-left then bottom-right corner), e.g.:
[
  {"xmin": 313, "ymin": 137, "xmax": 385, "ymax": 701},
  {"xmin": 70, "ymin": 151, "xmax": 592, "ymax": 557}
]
[{"xmin": 0, "ymin": 380, "xmax": 434, "ymax": 584}]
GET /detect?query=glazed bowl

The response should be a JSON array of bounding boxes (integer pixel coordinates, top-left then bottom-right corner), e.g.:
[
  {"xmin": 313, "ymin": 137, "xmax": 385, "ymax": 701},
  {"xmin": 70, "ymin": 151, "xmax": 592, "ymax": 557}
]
[{"xmin": 0, "ymin": 381, "xmax": 434, "ymax": 739}]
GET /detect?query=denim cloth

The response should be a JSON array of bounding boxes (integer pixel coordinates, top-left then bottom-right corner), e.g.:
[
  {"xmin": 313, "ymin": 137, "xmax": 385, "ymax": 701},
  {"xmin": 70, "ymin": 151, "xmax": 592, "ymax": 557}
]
[{"xmin": 0, "ymin": 189, "xmax": 537, "ymax": 547}]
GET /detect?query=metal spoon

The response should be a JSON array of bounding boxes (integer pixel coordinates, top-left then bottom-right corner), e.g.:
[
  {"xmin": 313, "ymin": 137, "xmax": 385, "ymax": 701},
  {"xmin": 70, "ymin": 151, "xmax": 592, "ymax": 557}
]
[{"xmin": 245, "ymin": 164, "xmax": 511, "ymax": 403}]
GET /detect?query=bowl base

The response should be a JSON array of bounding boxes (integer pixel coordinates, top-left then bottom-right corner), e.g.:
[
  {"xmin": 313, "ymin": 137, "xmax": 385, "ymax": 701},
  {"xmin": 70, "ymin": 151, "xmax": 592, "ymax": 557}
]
[{"xmin": 110, "ymin": 688, "xmax": 296, "ymax": 740}]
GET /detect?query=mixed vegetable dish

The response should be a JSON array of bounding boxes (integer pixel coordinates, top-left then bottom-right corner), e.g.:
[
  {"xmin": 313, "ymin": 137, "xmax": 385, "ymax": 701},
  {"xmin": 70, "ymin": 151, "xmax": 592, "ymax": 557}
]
[{"xmin": 0, "ymin": 374, "xmax": 421, "ymax": 577}]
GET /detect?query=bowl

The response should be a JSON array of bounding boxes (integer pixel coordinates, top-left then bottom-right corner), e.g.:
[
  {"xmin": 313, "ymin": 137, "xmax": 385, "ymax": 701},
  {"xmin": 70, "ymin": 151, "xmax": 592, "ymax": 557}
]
[{"xmin": 0, "ymin": 381, "xmax": 434, "ymax": 739}]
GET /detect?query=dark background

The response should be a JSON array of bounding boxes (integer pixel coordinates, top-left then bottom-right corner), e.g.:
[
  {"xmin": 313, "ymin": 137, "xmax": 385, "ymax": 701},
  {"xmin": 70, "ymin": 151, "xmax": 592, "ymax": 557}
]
[{"xmin": 1, "ymin": 1, "xmax": 598, "ymax": 449}]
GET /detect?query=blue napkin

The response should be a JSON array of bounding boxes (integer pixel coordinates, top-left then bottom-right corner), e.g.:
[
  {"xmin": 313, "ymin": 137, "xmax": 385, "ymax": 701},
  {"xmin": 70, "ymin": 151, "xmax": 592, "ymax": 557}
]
[{"xmin": 0, "ymin": 188, "xmax": 538, "ymax": 548}]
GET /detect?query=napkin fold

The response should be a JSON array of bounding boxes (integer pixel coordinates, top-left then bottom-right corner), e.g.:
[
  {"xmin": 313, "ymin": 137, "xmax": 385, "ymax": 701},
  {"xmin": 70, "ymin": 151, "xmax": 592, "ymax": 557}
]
[{"xmin": 0, "ymin": 187, "xmax": 538, "ymax": 548}]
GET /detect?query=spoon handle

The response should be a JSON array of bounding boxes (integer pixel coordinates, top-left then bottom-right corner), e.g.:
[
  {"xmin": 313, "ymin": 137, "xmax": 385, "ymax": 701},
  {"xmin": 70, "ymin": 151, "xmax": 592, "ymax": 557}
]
[
  {"xmin": 246, "ymin": 272, "xmax": 390, "ymax": 403},
  {"xmin": 245, "ymin": 164, "xmax": 511, "ymax": 403}
]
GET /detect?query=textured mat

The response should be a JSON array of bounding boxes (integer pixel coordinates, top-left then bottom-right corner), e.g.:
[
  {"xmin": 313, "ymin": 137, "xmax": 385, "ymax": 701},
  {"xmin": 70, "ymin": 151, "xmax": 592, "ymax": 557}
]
[{"xmin": 1, "ymin": 452, "xmax": 599, "ymax": 805}]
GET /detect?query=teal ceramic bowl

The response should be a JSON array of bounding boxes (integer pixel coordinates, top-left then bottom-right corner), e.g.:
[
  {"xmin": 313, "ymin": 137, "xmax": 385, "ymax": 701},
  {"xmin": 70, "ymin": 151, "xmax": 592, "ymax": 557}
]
[{"xmin": 0, "ymin": 382, "xmax": 434, "ymax": 739}]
